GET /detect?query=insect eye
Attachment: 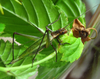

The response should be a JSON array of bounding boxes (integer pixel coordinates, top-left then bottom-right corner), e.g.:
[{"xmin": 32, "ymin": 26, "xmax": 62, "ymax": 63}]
[{"xmin": 62, "ymin": 32, "xmax": 64, "ymax": 34}]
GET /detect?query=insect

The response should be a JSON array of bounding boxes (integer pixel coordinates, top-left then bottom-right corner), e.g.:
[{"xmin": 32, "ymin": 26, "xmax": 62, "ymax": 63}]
[{"xmin": 7, "ymin": 4, "xmax": 98, "ymax": 67}]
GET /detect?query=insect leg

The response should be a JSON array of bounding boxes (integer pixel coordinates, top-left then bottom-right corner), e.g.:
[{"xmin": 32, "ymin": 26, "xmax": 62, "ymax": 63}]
[
  {"xmin": 7, "ymin": 32, "xmax": 23, "ymax": 65},
  {"xmin": 31, "ymin": 14, "xmax": 61, "ymax": 66},
  {"xmin": 12, "ymin": 32, "xmax": 15, "ymax": 61},
  {"xmin": 50, "ymin": 41, "xmax": 57, "ymax": 62},
  {"xmin": 56, "ymin": 37, "xmax": 62, "ymax": 45},
  {"xmin": 8, "ymin": 32, "xmax": 39, "ymax": 65},
  {"xmin": 12, "ymin": 32, "xmax": 38, "ymax": 60},
  {"xmin": 31, "ymin": 31, "xmax": 47, "ymax": 67},
  {"xmin": 46, "ymin": 13, "xmax": 61, "ymax": 30},
  {"xmin": 56, "ymin": 37, "xmax": 70, "ymax": 49},
  {"xmin": 12, "ymin": 32, "xmax": 20, "ymax": 61},
  {"xmin": 44, "ymin": 14, "xmax": 61, "ymax": 62},
  {"xmin": 46, "ymin": 29, "xmax": 57, "ymax": 62}
]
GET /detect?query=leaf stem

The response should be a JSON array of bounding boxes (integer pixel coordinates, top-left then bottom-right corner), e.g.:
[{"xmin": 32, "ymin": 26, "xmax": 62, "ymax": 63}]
[{"xmin": 0, "ymin": 51, "xmax": 56, "ymax": 72}]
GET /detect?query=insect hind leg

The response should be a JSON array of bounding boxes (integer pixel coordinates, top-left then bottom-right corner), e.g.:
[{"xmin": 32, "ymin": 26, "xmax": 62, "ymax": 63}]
[
  {"xmin": 7, "ymin": 32, "xmax": 22, "ymax": 65},
  {"xmin": 31, "ymin": 31, "xmax": 47, "ymax": 67}
]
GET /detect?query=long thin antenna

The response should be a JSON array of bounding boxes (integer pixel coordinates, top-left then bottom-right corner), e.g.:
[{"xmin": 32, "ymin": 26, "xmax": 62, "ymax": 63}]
[{"xmin": 63, "ymin": 3, "xmax": 99, "ymax": 29}]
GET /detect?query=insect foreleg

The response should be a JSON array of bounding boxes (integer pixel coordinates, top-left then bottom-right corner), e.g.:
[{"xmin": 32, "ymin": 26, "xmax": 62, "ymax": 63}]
[
  {"xmin": 56, "ymin": 37, "xmax": 70, "ymax": 49},
  {"xmin": 46, "ymin": 13, "xmax": 61, "ymax": 29}
]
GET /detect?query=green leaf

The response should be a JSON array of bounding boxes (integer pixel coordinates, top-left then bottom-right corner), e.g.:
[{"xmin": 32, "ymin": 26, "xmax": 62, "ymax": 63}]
[
  {"xmin": 15, "ymin": 0, "xmax": 22, "ymax": 5},
  {"xmin": 0, "ymin": 23, "xmax": 5, "ymax": 35},
  {"xmin": 59, "ymin": 31, "xmax": 84, "ymax": 62},
  {"xmin": 0, "ymin": 0, "xmax": 86, "ymax": 79},
  {"xmin": 36, "ymin": 0, "xmax": 86, "ymax": 78},
  {"xmin": 0, "ymin": 39, "xmax": 37, "ymax": 79},
  {"xmin": 36, "ymin": 63, "xmax": 71, "ymax": 79},
  {"xmin": 35, "ymin": 0, "xmax": 85, "ymax": 67},
  {"xmin": 0, "ymin": 0, "xmax": 68, "ymax": 46}
]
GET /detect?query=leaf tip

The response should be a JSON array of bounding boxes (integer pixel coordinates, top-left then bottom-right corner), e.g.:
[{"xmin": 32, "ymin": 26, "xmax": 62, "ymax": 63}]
[{"xmin": 0, "ymin": 3, "xmax": 4, "ymax": 15}]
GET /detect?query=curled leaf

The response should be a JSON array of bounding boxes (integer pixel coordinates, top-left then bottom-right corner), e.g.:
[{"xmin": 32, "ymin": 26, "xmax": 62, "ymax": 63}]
[{"xmin": 72, "ymin": 19, "xmax": 97, "ymax": 44}]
